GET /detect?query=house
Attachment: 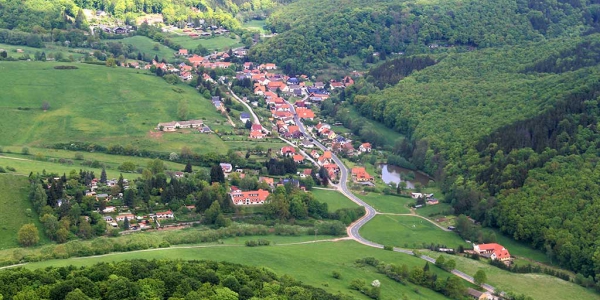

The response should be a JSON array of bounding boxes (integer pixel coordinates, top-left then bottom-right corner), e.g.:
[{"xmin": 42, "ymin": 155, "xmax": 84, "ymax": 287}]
[
  {"xmin": 251, "ymin": 124, "xmax": 264, "ymax": 132},
  {"xmin": 243, "ymin": 62, "xmax": 253, "ymax": 70},
  {"xmin": 343, "ymin": 76, "xmax": 355, "ymax": 87},
  {"xmin": 427, "ymin": 199, "xmax": 439, "ymax": 205},
  {"xmin": 240, "ymin": 112, "xmax": 251, "ymax": 123},
  {"xmin": 178, "ymin": 49, "xmax": 188, "ymax": 56},
  {"xmin": 318, "ymin": 151, "xmax": 333, "ymax": 166},
  {"xmin": 179, "ymin": 71, "xmax": 193, "ymax": 81},
  {"xmin": 411, "ymin": 193, "xmax": 434, "ymax": 200},
  {"xmin": 259, "ymin": 176, "xmax": 275, "ymax": 186},
  {"xmin": 301, "ymin": 169, "xmax": 312, "ymax": 178},
  {"xmin": 230, "ymin": 189, "xmax": 270, "ymax": 205},
  {"xmin": 155, "ymin": 210, "xmax": 174, "ymax": 219},
  {"xmin": 114, "ymin": 27, "xmax": 127, "ymax": 34},
  {"xmin": 116, "ymin": 213, "xmax": 136, "ymax": 222},
  {"xmin": 220, "ymin": 163, "xmax": 233, "ymax": 173},
  {"xmin": 310, "ymin": 150, "xmax": 320, "ymax": 158},
  {"xmin": 102, "ymin": 206, "xmax": 116, "ymax": 213},
  {"xmin": 259, "ymin": 63, "xmax": 277, "ymax": 70},
  {"xmin": 330, "ymin": 81, "xmax": 344, "ymax": 89},
  {"xmin": 323, "ymin": 163, "xmax": 339, "ymax": 178},
  {"xmin": 301, "ymin": 140, "xmax": 314, "ymax": 148},
  {"xmin": 473, "ymin": 243, "xmax": 511, "ymax": 261},
  {"xmin": 212, "ymin": 99, "xmax": 223, "ymax": 109},
  {"xmin": 466, "ymin": 288, "xmax": 493, "ymax": 300},
  {"xmin": 157, "ymin": 120, "xmax": 203, "ymax": 131},
  {"xmin": 249, "ymin": 129, "xmax": 266, "ymax": 139},
  {"xmin": 293, "ymin": 154, "xmax": 305, "ymax": 164},
  {"xmin": 281, "ymin": 146, "xmax": 296, "ymax": 156},
  {"xmin": 351, "ymin": 167, "xmax": 373, "ymax": 182},
  {"xmin": 314, "ymin": 82, "xmax": 325, "ymax": 89},
  {"xmin": 359, "ymin": 143, "xmax": 372, "ymax": 153},
  {"xmin": 200, "ymin": 125, "xmax": 212, "ymax": 133},
  {"xmin": 296, "ymin": 107, "xmax": 315, "ymax": 120}
]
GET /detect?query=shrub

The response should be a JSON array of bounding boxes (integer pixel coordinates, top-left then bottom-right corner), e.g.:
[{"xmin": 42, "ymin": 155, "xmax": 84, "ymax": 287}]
[
  {"xmin": 0, "ymin": 166, "xmax": 5, "ymax": 173},
  {"xmin": 383, "ymin": 245, "xmax": 393, "ymax": 251},
  {"xmin": 332, "ymin": 271, "xmax": 341, "ymax": 279}
]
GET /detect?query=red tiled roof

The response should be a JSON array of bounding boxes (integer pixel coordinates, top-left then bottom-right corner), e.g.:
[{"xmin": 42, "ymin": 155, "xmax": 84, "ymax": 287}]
[
  {"xmin": 477, "ymin": 243, "xmax": 511, "ymax": 260},
  {"xmin": 230, "ymin": 189, "xmax": 270, "ymax": 205},
  {"xmin": 293, "ymin": 154, "xmax": 304, "ymax": 162}
]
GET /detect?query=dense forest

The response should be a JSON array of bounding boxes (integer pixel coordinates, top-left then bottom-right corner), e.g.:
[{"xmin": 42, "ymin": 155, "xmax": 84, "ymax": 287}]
[
  {"xmin": 0, "ymin": 259, "xmax": 349, "ymax": 299},
  {"xmin": 249, "ymin": 0, "xmax": 600, "ymax": 74},
  {"xmin": 341, "ymin": 34, "xmax": 600, "ymax": 286},
  {"xmin": 0, "ymin": 0, "xmax": 290, "ymax": 32}
]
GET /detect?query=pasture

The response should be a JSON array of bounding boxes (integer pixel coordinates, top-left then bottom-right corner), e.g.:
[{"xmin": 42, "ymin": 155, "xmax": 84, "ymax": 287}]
[
  {"xmin": 23, "ymin": 240, "xmax": 452, "ymax": 300},
  {"xmin": 167, "ymin": 34, "xmax": 242, "ymax": 51},
  {"xmin": 0, "ymin": 61, "xmax": 236, "ymax": 154},
  {"xmin": 0, "ymin": 174, "xmax": 48, "ymax": 250},
  {"xmin": 120, "ymin": 36, "xmax": 178, "ymax": 62},
  {"xmin": 359, "ymin": 215, "xmax": 470, "ymax": 249},
  {"xmin": 358, "ymin": 192, "xmax": 412, "ymax": 214},
  {"xmin": 311, "ymin": 188, "xmax": 359, "ymax": 212},
  {"xmin": 422, "ymin": 250, "xmax": 599, "ymax": 300}
]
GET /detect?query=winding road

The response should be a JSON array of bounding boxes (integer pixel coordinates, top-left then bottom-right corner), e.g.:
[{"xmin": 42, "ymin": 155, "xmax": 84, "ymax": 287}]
[{"xmin": 277, "ymin": 89, "xmax": 499, "ymax": 294}]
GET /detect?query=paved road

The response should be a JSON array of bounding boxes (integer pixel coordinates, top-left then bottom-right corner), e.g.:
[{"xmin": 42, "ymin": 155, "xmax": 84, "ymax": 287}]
[
  {"xmin": 228, "ymin": 85, "xmax": 261, "ymax": 125},
  {"xmin": 228, "ymin": 83, "xmax": 499, "ymax": 294}
]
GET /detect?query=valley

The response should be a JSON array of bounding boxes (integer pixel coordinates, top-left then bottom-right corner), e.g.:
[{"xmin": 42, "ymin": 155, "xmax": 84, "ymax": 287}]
[{"xmin": 1, "ymin": 0, "xmax": 600, "ymax": 299}]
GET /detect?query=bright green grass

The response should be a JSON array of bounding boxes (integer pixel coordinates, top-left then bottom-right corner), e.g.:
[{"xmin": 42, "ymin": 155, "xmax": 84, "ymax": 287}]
[
  {"xmin": 415, "ymin": 202, "xmax": 453, "ymax": 218},
  {"xmin": 167, "ymin": 35, "xmax": 242, "ymax": 51},
  {"xmin": 0, "ymin": 155, "xmax": 137, "ymax": 180},
  {"xmin": 0, "ymin": 61, "xmax": 232, "ymax": 154},
  {"xmin": 120, "ymin": 36, "xmax": 177, "ymax": 62},
  {"xmin": 0, "ymin": 174, "xmax": 48, "ymax": 249},
  {"xmin": 23, "ymin": 240, "xmax": 451, "ymax": 300},
  {"xmin": 357, "ymin": 192, "xmax": 412, "ymax": 214},
  {"xmin": 336, "ymin": 105, "xmax": 405, "ymax": 147},
  {"xmin": 0, "ymin": 43, "xmax": 87, "ymax": 60},
  {"xmin": 311, "ymin": 189, "xmax": 359, "ymax": 212},
  {"xmin": 422, "ymin": 250, "xmax": 599, "ymax": 300},
  {"xmin": 360, "ymin": 215, "xmax": 470, "ymax": 249},
  {"xmin": 242, "ymin": 20, "xmax": 267, "ymax": 34}
]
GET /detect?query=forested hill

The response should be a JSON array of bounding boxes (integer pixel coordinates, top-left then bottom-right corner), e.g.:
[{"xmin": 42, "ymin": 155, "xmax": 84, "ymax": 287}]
[
  {"xmin": 249, "ymin": 0, "xmax": 600, "ymax": 74},
  {"xmin": 341, "ymin": 34, "xmax": 600, "ymax": 284},
  {"xmin": 0, "ymin": 0, "xmax": 292, "ymax": 31},
  {"xmin": 0, "ymin": 259, "xmax": 349, "ymax": 299}
]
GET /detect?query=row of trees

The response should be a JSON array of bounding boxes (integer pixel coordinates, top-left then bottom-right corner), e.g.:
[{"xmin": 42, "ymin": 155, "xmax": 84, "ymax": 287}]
[{"xmin": 0, "ymin": 259, "xmax": 349, "ymax": 300}]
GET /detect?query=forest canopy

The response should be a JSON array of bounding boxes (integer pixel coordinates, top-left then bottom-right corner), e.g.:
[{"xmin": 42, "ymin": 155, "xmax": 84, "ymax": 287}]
[{"xmin": 0, "ymin": 259, "xmax": 351, "ymax": 300}]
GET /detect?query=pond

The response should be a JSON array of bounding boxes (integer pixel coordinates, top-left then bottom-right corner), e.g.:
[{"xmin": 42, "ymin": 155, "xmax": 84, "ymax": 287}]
[{"xmin": 379, "ymin": 164, "xmax": 431, "ymax": 189}]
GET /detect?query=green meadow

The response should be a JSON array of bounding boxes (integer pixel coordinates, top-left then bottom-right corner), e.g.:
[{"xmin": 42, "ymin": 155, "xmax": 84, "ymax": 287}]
[
  {"xmin": 360, "ymin": 215, "xmax": 470, "ymax": 249},
  {"xmin": 0, "ymin": 61, "xmax": 239, "ymax": 154},
  {"xmin": 167, "ymin": 34, "xmax": 243, "ymax": 51},
  {"xmin": 120, "ymin": 36, "xmax": 178, "ymax": 62},
  {"xmin": 242, "ymin": 20, "xmax": 267, "ymax": 34},
  {"xmin": 422, "ymin": 250, "xmax": 599, "ymax": 300},
  {"xmin": 311, "ymin": 188, "xmax": 359, "ymax": 212},
  {"xmin": 0, "ymin": 43, "xmax": 87, "ymax": 60},
  {"xmin": 0, "ymin": 174, "xmax": 48, "ymax": 249},
  {"xmin": 23, "ymin": 240, "xmax": 453, "ymax": 300},
  {"xmin": 358, "ymin": 192, "xmax": 412, "ymax": 214}
]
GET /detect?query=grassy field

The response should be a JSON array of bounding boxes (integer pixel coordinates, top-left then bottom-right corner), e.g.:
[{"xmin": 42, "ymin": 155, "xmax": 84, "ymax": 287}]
[
  {"xmin": 0, "ymin": 61, "xmax": 239, "ymax": 154},
  {"xmin": 422, "ymin": 250, "xmax": 599, "ymax": 300},
  {"xmin": 167, "ymin": 34, "xmax": 242, "ymax": 51},
  {"xmin": 0, "ymin": 43, "xmax": 87, "ymax": 61},
  {"xmin": 120, "ymin": 36, "xmax": 178, "ymax": 62},
  {"xmin": 311, "ymin": 188, "xmax": 359, "ymax": 212},
  {"xmin": 415, "ymin": 202, "xmax": 453, "ymax": 218},
  {"xmin": 242, "ymin": 20, "xmax": 267, "ymax": 34},
  {"xmin": 360, "ymin": 215, "xmax": 470, "ymax": 249},
  {"xmin": 357, "ymin": 192, "xmax": 412, "ymax": 214},
  {"xmin": 0, "ymin": 146, "xmax": 190, "ymax": 180},
  {"xmin": 22, "ymin": 240, "xmax": 452, "ymax": 300},
  {"xmin": 0, "ymin": 174, "xmax": 48, "ymax": 250}
]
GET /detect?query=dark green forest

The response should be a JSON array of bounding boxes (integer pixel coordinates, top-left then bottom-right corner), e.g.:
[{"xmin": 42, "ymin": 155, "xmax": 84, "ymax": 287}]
[
  {"xmin": 339, "ymin": 34, "xmax": 600, "ymax": 286},
  {"xmin": 0, "ymin": 259, "xmax": 350, "ymax": 300},
  {"xmin": 249, "ymin": 0, "xmax": 600, "ymax": 74}
]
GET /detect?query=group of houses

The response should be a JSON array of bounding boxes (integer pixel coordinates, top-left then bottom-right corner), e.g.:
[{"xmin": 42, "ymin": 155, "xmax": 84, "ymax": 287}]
[
  {"xmin": 411, "ymin": 192, "xmax": 440, "ymax": 205},
  {"xmin": 102, "ymin": 209, "xmax": 175, "ymax": 229}
]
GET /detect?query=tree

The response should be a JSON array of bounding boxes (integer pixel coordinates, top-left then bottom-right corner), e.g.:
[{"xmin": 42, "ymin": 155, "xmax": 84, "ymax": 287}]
[
  {"xmin": 474, "ymin": 269, "xmax": 487, "ymax": 286},
  {"xmin": 74, "ymin": 9, "xmax": 88, "ymax": 30},
  {"xmin": 118, "ymin": 161, "xmax": 136, "ymax": 172},
  {"xmin": 210, "ymin": 165, "xmax": 225, "ymax": 184},
  {"xmin": 124, "ymin": 189, "xmax": 135, "ymax": 209},
  {"xmin": 40, "ymin": 214, "xmax": 59, "ymax": 240},
  {"xmin": 21, "ymin": 147, "xmax": 29, "ymax": 155},
  {"xmin": 65, "ymin": 288, "xmax": 91, "ymax": 300},
  {"xmin": 435, "ymin": 255, "xmax": 446, "ymax": 269},
  {"xmin": 184, "ymin": 161, "xmax": 193, "ymax": 173},
  {"xmin": 123, "ymin": 217, "xmax": 130, "ymax": 230},
  {"xmin": 106, "ymin": 56, "xmax": 116, "ymax": 67},
  {"xmin": 148, "ymin": 159, "xmax": 165, "ymax": 174},
  {"xmin": 29, "ymin": 183, "xmax": 47, "ymax": 214},
  {"xmin": 177, "ymin": 100, "xmax": 189, "ymax": 121},
  {"xmin": 100, "ymin": 168, "xmax": 107, "ymax": 184},
  {"xmin": 245, "ymin": 120, "xmax": 253, "ymax": 129},
  {"xmin": 17, "ymin": 224, "xmax": 39, "ymax": 247},
  {"xmin": 41, "ymin": 101, "xmax": 50, "ymax": 111},
  {"xmin": 203, "ymin": 201, "xmax": 221, "ymax": 225},
  {"xmin": 78, "ymin": 218, "xmax": 93, "ymax": 239}
]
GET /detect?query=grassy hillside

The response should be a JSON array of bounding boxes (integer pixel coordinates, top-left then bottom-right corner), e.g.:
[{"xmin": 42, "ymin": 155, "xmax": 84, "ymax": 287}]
[
  {"xmin": 23, "ymin": 240, "xmax": 454, "ymax": 300},
  {"xmin": 311, "ymin": 189, "xmax": 359, "ymax": 212},
  {"xmin": 0, "ymin": 174, "xmax": 47, "ymax": 249},
  {"xmin": 0, "ymin": 61, "xmax": 256, "ymax": 154},
  {"xmin": 359, "ymin": 215, "xmax": 469, "ymax": 249}
]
